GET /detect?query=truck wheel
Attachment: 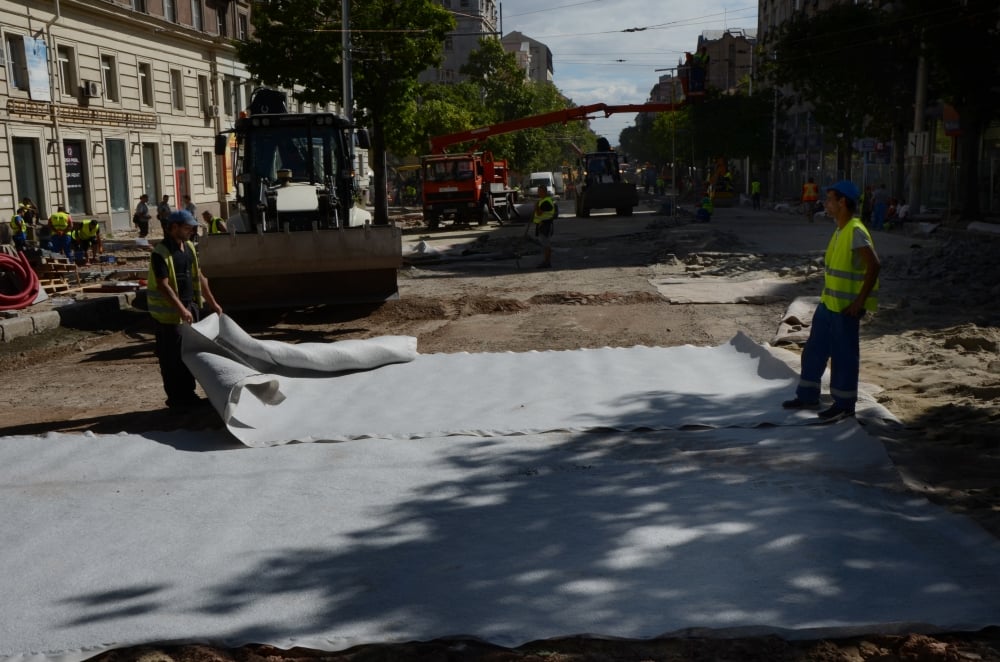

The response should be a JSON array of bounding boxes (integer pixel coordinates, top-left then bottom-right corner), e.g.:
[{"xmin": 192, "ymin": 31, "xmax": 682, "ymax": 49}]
[
  {"xmin": 616, "ymin": 207, "xmax": 634, "ymax": 217},
  {"xmin": 427, "ymin": 214, "xmax": 440, "ymax": 230}
]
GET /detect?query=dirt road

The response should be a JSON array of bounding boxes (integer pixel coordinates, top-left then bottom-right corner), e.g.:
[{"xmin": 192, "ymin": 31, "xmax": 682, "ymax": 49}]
[{"xmin": 3, "ymin": 203, "xmax": 999, "ymax": 661}]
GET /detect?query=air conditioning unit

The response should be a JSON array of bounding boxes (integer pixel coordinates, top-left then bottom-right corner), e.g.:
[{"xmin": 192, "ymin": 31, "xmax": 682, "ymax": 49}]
[
  {"xmin": 205, "ymin": 104, "xmax": 219, "ymax": 117},
  {"xmin": 84, "ymin": 80, "xmax": 102, "ymax": 98}
]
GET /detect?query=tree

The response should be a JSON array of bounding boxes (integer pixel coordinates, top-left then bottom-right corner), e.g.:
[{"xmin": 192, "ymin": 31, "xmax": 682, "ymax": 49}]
[
  {"xmin": 237, "ymin": 0, "xmax": 455, "ymax": 224},
  {"xmin": 769, "ymin": 3, "xmax": 918, "ymax": 181},
  {"xmin": 908, "ymin": 0, "xmax": 1000, "ymax": 220}
]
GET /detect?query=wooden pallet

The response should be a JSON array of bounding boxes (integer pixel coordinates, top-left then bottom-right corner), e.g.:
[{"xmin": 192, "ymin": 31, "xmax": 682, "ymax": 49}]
[
  {"xmin": 37, "ymin": 257, "xmax": 79, "ymax": 286},
  {"xmin": 39, "ymin": 277, "xmax": 71, "ymax": 293}
]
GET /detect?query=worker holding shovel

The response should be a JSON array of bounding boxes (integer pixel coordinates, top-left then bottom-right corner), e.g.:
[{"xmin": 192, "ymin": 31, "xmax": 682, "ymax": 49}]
[{"xmin": 529, "ymin": 185, "xmax": 557, "ymax": 268}]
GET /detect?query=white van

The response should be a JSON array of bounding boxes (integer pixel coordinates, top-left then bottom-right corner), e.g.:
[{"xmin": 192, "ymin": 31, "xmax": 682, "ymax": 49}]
[{"xmin": 528, "ymin": 171, "xmax": 563, "ymax": 198}]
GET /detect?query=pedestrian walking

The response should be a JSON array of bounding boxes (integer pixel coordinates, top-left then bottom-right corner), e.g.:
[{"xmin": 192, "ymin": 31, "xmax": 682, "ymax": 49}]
[
  {"xmin": 133, "ymin": 194, "xmax": 152, "ymax": 238},
  {"xmin": 156, "ymin": 195, "xmax": 172, "ymax": 233},
  {"xmin": 782, "ymin": 181, "xmax": 880, "ymax": 421},
  {"xmin": 871, "ymin": 183, "xmax": 889, "ymax": 231},
  {"xmin": 147, "ymin": 210, "xmax": 222, "ymax": 409},
  {"xmin": 801, "ymin": 177, "xmax": 819, "ymax": 222}
]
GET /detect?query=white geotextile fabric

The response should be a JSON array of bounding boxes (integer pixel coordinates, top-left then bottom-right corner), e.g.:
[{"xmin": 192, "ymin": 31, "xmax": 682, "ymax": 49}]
[
  {"xmin": 3, "ymin": 423, "xmax": 1000, "ymax": 662},
  {"xmin": 183, "ymin": 316, "xmax": 894, "ymax": 448}
]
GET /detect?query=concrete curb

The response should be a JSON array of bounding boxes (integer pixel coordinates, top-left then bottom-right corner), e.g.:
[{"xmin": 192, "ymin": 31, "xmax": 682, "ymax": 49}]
[{"xmin": 1, "ymin": 292, "xmax": 139, "ymax": 343}]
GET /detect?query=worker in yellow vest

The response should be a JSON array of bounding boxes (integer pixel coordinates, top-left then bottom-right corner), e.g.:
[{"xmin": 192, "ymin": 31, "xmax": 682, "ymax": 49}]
[
  {"xmin": 531, "ymin": 185, "xmax": 557, "ymax": 268},
  {"xmin": 10, "ymin": 208, "xmax": 29, "ymax": 251},
  {"xmin": 782, "ymin": 180, "xmax": 880, "ymax": 421},
  {"xmin": 147, "ymin": 210, "xmax": 222, "ymax": 409},
  {"xmin": 201, "ymin": 210, "xmax": 228, "ymax": 235},
  {"xmin": 47, "ymin": 206, "xmax": 74, "ymax": 259},
  {"xmin": 71, "ymin": 219, "xmax": 103, "ymax": 264}
]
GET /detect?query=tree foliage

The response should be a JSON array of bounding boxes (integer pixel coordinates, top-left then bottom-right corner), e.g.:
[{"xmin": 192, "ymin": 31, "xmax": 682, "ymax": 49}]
[
  {"xmin": 769, "ymin": 0, "xmax": 1000, "ymax": 218},
  {"xmin": 237, "ymin": 0, "xmax": 455, "ymax": 223},
  {"xmin": 769, "ymin": 2, "xmax": 918, "ymax": 180}
]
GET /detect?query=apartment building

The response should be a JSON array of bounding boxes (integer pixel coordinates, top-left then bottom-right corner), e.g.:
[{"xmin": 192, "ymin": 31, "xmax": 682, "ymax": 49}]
[
  {"xmin": 500, "ymin": 31, "xmax": 553, "ymax": 85},
  {"xmin": 420, "ymin": 0, "xmax": 499, "ymax": 84},
  {"xmin": 1, "ymin": 0, "xmax": 254, "ymax": 232}
]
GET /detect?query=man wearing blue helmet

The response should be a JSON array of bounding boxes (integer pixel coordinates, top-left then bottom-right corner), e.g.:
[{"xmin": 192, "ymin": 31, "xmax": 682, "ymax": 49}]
[
  {"xmin": 782, "ymin": 180, "xmax": 881, "ymax": 421},
  {"xmin": 147, "ymin": 209, "xmax": 223, "ymax": 409}
]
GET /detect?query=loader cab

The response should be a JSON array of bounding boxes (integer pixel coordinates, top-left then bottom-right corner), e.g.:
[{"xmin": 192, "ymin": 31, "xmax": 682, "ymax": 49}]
[{"xmin": 225, "ymin": 113, "xmax": 360, "ymax": 231}]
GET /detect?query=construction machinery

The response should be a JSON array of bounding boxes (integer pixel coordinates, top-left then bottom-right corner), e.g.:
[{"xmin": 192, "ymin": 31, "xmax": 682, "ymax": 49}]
[
  {"xmin": 428, "ymin": 102, "xmax": 680, "ymax": 219},
  {"xmin": 419, "ymin": 151, "xmax": 514, "ymax": 229},
  {"xmin": 575, "ymin": 137, "xmax": 637, "ymax": 217},
  {"xmin": 203, "ymin": 88, "xmax": 401, "ymax": 309}
]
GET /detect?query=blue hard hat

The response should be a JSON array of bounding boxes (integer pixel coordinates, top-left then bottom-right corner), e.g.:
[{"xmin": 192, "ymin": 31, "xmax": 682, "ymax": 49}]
[
  {"xmin": 168, "ymin": 210, "xmax": 198, "ymax": 226},
  {"xmin": 827, "ymin": 180, "xmax": 860, "ymax": 203}
]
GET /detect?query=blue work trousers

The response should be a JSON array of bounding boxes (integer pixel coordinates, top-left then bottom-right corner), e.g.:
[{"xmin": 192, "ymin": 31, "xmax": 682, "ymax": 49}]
[
  {"xmin": 795, "ymin": 302, "xmax": 862, "ymax": 409},
  {"xmin": 50, "ymin": 232, "xmax": 73, "ymax": 259}
]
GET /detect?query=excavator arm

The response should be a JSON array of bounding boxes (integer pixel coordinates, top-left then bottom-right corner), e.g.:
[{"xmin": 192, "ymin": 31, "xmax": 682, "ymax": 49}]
[{"xmin": 429, "ymin": 102, "xmax": 682, "ymax": 154}]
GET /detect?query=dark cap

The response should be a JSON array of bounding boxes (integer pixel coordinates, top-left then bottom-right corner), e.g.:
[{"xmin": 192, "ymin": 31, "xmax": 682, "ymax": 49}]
[
  {"xmin": 827, "ymin": 180, "xmax": 860, "ymax": 204},
  {"xmin": 168, "ymin": 210, "xmax": 199, "ymax": 226}
]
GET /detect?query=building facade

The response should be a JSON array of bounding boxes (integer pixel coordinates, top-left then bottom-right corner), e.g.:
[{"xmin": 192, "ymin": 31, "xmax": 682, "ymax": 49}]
[
  {"xmin": 500, "ymin": 31, "xmax": 553, "ymax": 84},
  {"xmin": 1, "ymin": 0, "xmax": 257, "ymax": 232},
  {"xmin": 420, "ymin": 0, "xmax": 499, "ymax": 84}
]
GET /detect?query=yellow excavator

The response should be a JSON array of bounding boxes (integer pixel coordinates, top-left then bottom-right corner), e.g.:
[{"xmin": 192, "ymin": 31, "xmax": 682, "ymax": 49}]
[{"xmin": 200, "ymin": 88, "xmax": 401, "ymax": 309}]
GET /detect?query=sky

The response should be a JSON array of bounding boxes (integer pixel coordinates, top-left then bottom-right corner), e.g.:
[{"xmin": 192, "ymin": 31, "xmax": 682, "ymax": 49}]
[{"xmin": 497, "ymin": 0, "xmax": 758, "ymax": 145}]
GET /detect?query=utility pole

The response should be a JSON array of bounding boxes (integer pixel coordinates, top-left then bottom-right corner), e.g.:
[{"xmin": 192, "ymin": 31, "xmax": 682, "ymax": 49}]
[{"xmin": 909, "ymin": 39, "xmax": 927, "ymax": 215}]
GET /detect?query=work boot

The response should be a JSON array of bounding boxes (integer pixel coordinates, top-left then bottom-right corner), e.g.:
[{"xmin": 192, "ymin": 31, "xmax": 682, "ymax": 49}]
[
  {"xmin": 817, "ymin": 404, "xmax": 855, "ymax": 421},
  {"xmin": 782, "ymin": 398, "xmax": 819, "ymax": 410}
]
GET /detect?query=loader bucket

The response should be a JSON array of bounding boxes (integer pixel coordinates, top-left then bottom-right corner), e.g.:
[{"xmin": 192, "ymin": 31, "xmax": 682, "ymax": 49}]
[{"xmin": 197, "ymin": 225, "xmax": 402, "ymax": 310}]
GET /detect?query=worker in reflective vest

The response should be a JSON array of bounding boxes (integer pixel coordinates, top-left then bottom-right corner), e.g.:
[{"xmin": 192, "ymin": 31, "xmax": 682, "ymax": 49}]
[
  {"xmin": 48, "ymin": 206, "xmax": 74, "ymax": 259},
  {"xmin": 147, "ymin": 210, "xmax": 222, "ymax": 409},
  {"xmin": 10, "ymin": 210, "xmax": 28, "ymax": 251},
  {"xmin": 201, "ymin": 210, "xmax": 228, "ymax": 235},
  {"xmin": 531, "ymin": 186, "xmax": 557, "ymax": 268},
  {"xmin": 71, "ymin": 219, "xmax": 102, "ymax": 263},
  {"xmin": 801, "ymin": 177, "xmax": 819, "ymax": 222},
  {"xmin": 783, "ymin": 180, "xmax": 880, "ymax": 421}
]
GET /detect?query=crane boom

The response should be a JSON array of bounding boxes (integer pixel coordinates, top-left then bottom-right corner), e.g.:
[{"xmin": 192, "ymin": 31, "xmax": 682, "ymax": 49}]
[{"xmin": 429, "ymin": 102, "xmax": 681, "ymax": 154}]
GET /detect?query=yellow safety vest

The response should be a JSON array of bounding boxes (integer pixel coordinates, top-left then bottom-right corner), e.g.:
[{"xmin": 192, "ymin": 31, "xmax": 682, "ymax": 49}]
[
  {"xmin": 10, "ymin": 215, "xmax": 27, "ymax": 232},
  {"xmin": 147, "ymin": 241, "xmax": 203, "ymax": 324},
  {"xmin": 802, "ymin": 182, "xmax": 819, "ymax": 201},
  {"xmin": 49, "ymin": 211, "xmax": 71, "ymax": 232},
  {"xmin": 208, "ymin": 217, "xmax": 225, "ymax": 234},
  {"xmin": 75, "ymin": 221, "xmax": 100, "ymax": 240},
  {"xmin": 533, "ymin": 196, "xmax": 556, "ymax": 224},
  {"xmin": 821, "ymin": 217, "xmax": 879, "ymax": 313}
]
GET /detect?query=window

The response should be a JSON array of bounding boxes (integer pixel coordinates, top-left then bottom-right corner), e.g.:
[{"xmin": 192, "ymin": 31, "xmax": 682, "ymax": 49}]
[
  {"xmin": 132, "ymin": 0, "xmax": 147, "ymax": 13},
  {"xmin": 100, "ymin": 54, "xmax": 119, "ymax": 102},
  {"xmin": 217, "ymin": 7, "xmax": 229, "ymax": 37},
  {"xmin": 191, "ymin": 0, "xmax": 203, "ymax": 30},
  {"xmin": 222, "ymin": 77, "xmax": 232, "ymax": 115},
  {"xmin": 444, "ymin": 37, "xmax": 453, "ymax": 51},
  {"xmin": 170, "ymin": 68, "xmax": 184, "ymax": 111},
  {"xmin": 138, "ymin": 61, "xmax": 153, "ymax": 107},
  {"xmin": 5, "ymin": 35, "xmax": 27, "ymax": 90},
  {"xmin": 237, "ymin": 13, "xmax": 248, "ymax": 40},
  {"xmin": 57, "ymin": 45, "xmax": 78, "ymax": 97},
  {"xmin": 197, "ymin": 74, "xmax": 210, "ymax": 113},
  {"xmin": 164, "ymin": 0, "xmax": 176, "ymax": 22},
  {"xmin": 202, "ymin": 151, "xmax": 215, "ymax": 189}
]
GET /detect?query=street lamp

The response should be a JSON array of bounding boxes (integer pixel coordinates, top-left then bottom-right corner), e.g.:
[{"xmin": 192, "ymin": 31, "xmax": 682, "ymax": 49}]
[{"xmin": 654, "ymin": 67, "xmax": 680, "ymax": 221}]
